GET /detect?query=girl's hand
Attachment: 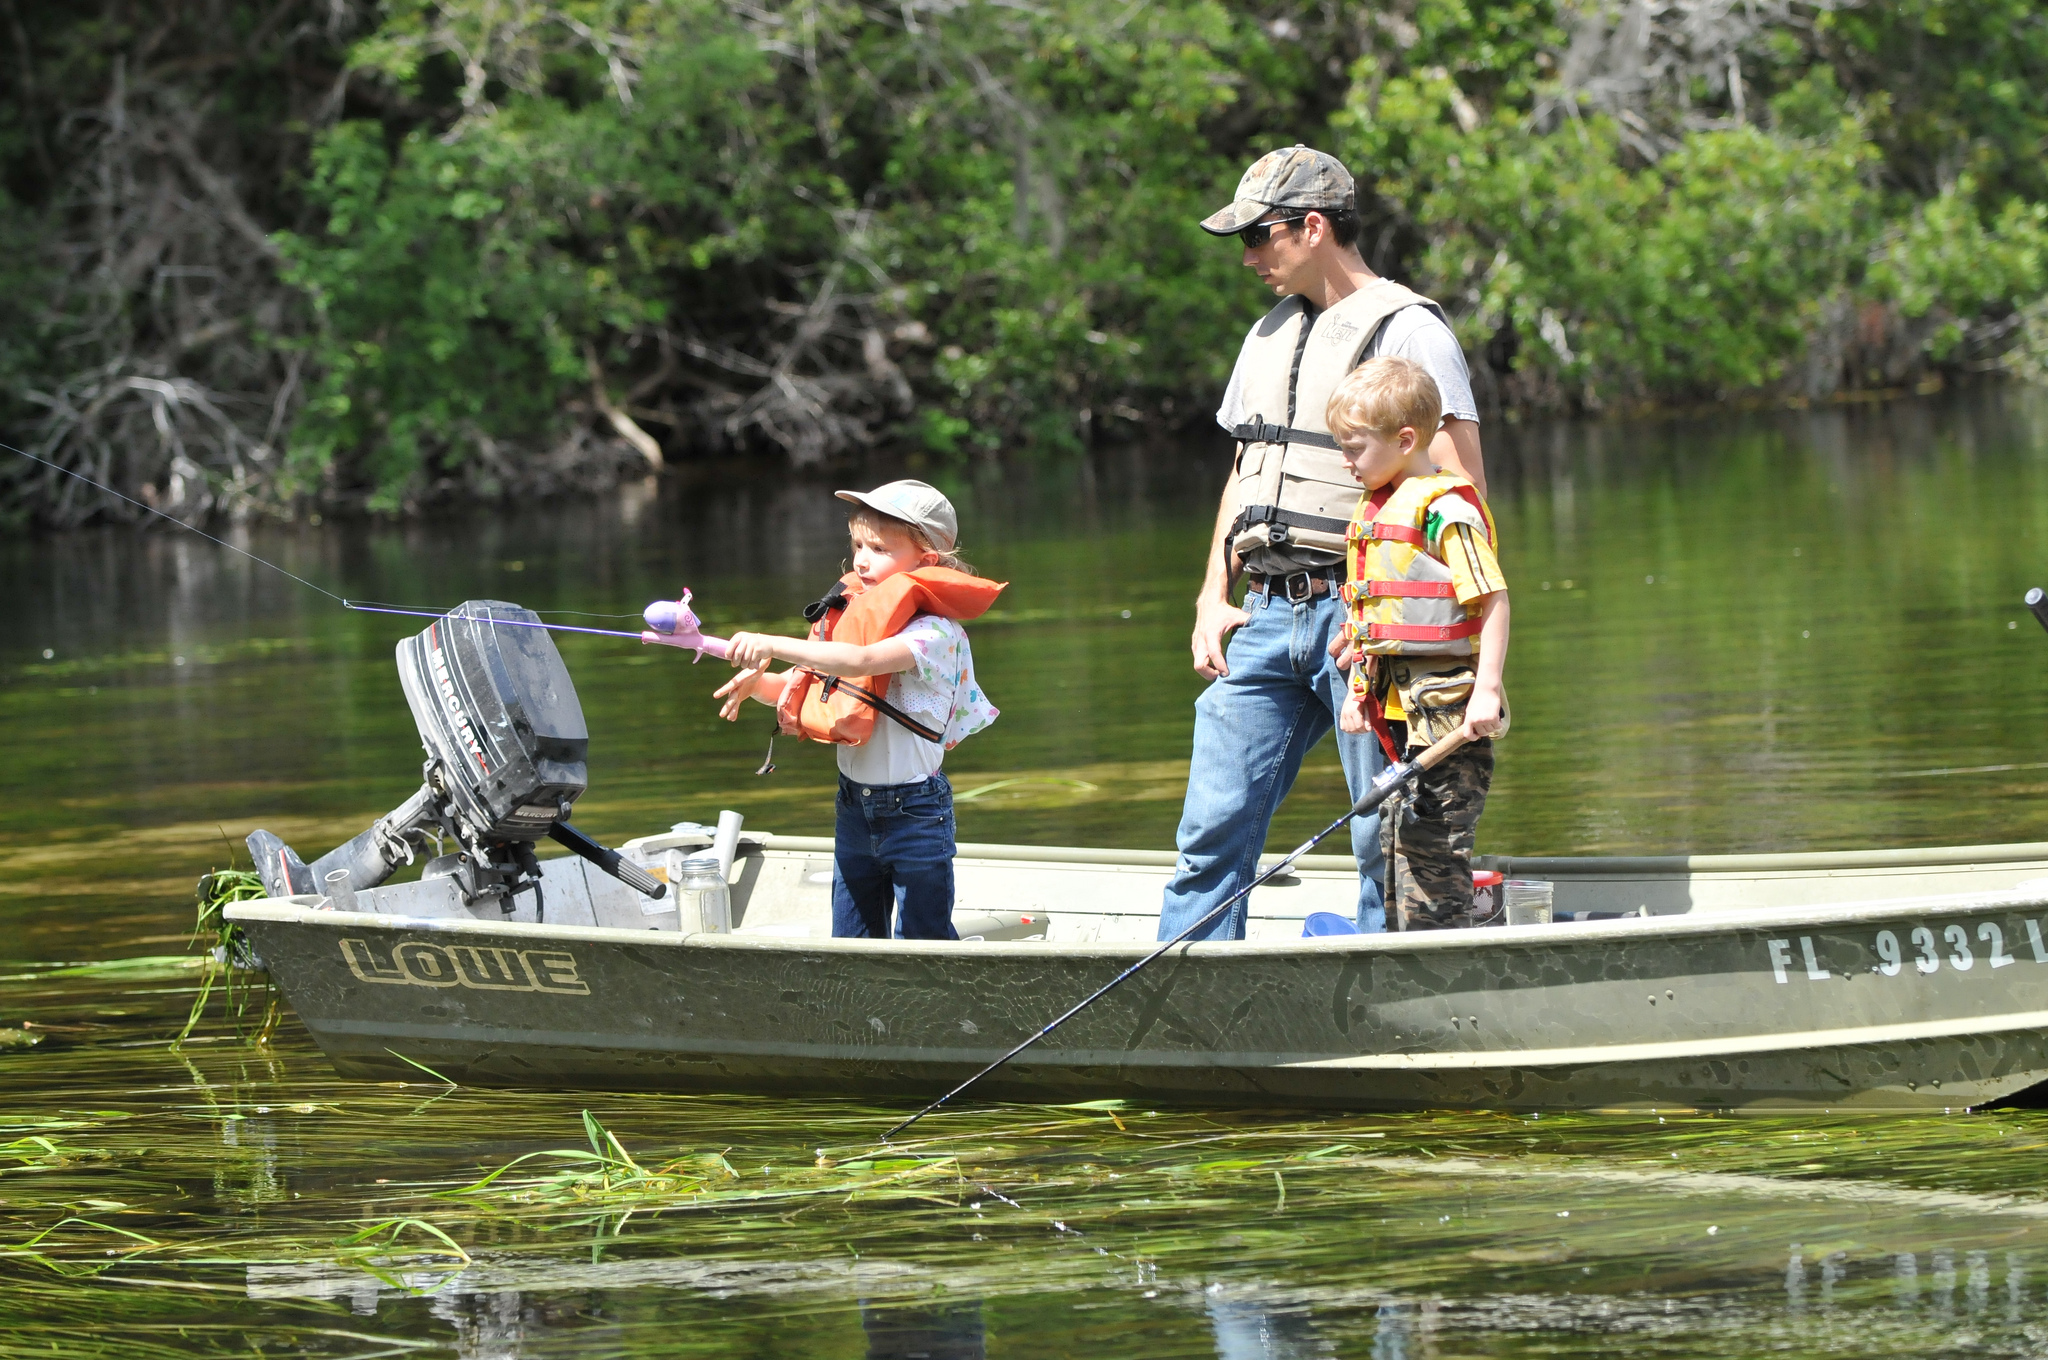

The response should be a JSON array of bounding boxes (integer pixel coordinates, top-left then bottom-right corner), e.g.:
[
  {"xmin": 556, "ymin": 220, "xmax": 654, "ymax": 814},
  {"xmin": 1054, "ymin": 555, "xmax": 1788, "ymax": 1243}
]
[
  {"xmin": 1338, "ymin": 692, "xmax": 1370, "ymax": 735},
  {"xmin": 1461, "ymin": 684, "xmax": 1503, "ymax": 740},
  {"xmin": 724, "ymin": 631, "xmax": 782, "ymax": 672},
  {"xmin": 714, "ymin": 662, "xmax": 771, "ymax": 721}
]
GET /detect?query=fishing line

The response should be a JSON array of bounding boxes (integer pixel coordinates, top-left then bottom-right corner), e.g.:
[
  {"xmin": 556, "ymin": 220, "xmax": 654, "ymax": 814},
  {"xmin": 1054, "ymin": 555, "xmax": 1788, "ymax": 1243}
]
[
  {"xmin": 343, "ymin": 603, "xmax": 645, "ymax": 640},
  {"xmin": 5, "ymin": 439, "xmax": 349, "ymax": 604},
  {"xmin": 4, "ymin": 440, "xmax": 652, "ymax": 639}
]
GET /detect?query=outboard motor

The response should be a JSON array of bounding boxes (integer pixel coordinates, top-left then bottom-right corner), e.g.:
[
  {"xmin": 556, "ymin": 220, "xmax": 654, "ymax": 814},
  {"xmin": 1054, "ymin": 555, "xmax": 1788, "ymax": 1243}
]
[{"xmin": 248, "ymin": 600, "xmax": 663, "ymax": 913}]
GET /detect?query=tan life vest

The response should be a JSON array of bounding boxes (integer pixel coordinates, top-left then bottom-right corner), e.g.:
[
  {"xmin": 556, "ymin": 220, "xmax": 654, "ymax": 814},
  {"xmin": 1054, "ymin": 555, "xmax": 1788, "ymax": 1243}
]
[
  {"xmin": 1342, "ymin": 472, "xmax": 1498, "ymax": 657},
  {"xmin": 1227, "ymin": 279, "xmax": 1445, "ymax": 561},
  {"xmin": 773, "ymin": 567, "xmax": 1005, "ymax": 746}
]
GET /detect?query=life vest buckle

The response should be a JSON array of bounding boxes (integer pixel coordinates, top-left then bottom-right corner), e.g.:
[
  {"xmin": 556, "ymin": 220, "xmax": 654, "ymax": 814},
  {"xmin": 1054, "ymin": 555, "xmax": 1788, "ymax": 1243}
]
[
  {"xmin": 1236, "ymin": 416, "xmax": 1287, "ymax": 446},
  {"xmin": 1266, "ymin": 521, "xmax": 1291, "ymax": 548}
]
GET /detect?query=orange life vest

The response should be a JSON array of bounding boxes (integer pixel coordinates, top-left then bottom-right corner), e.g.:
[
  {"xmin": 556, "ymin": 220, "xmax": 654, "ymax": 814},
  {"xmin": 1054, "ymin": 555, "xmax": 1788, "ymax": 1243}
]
[{"xmin": 774, "ymin": 567, "xmax": 1005, "ymax": 745}]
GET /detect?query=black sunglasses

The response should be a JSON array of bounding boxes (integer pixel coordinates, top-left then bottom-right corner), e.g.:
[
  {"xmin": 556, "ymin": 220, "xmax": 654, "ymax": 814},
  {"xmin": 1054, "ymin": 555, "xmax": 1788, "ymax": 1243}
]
[{"xmin": 1238, "ymin": 213, "xmax": 1310, "ymax": 248}]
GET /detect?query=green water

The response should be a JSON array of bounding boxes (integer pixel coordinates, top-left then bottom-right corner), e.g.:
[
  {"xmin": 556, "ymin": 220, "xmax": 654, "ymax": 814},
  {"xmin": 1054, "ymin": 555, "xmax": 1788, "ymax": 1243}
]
[{"xmin": 7, "ymin": 384, "xmax": 2048, "ymax": 1355}]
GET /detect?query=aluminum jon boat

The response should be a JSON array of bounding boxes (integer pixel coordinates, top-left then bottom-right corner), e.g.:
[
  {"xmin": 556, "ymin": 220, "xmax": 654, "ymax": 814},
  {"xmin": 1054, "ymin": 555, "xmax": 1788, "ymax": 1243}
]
[{"xmin": 224, "ymin": 829, "xmax": 2048, "ymax": 1113}]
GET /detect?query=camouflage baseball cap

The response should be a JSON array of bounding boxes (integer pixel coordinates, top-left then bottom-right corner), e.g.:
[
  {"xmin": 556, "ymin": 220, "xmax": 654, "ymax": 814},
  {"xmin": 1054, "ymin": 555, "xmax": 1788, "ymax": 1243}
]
[{"xmin": 1199, "ymin": 145, "xmax": 1356, "ymax": 236}]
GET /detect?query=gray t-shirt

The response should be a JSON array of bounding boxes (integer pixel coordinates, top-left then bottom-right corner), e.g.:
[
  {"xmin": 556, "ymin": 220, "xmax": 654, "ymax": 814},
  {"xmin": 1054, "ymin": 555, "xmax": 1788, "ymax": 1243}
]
[{"xmin": 1216, "ymin": 296, "xmax": 1479, "ymax": 576}]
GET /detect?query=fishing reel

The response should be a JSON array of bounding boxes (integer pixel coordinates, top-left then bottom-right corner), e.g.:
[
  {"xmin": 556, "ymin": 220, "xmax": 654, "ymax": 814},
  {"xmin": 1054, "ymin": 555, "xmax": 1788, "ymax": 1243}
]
[{"xmin": 248, "ymin": 600, "xmax": 662, "ymax": 912}]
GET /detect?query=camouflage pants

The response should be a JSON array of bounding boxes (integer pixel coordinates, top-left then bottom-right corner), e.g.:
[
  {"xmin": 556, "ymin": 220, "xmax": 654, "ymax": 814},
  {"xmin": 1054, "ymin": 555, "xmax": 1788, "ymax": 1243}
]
[{"xmin": 1383, "ymin": 739, "xmax": 1494, "ymax": 930}]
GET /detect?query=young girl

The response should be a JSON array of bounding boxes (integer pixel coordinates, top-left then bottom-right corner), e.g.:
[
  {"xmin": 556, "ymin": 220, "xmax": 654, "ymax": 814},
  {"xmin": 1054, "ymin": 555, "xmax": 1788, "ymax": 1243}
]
[{"xmin": 715, "ymin": 480, "xmax": 1001, "ymax": 940}]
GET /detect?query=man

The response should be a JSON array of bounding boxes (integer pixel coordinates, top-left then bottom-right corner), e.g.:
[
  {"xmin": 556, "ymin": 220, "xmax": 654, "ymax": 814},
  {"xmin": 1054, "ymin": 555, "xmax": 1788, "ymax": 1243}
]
[{"xmin": 1158, "ymin": 144, "xmax": 1486, "ymax": 943}]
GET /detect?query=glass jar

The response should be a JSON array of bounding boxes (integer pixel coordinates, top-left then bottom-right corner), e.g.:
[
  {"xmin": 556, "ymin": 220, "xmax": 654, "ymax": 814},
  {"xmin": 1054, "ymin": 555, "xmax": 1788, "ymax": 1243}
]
[{"xmin": 667, "ymin": 852, "xmax": 731, "ymax": 934}]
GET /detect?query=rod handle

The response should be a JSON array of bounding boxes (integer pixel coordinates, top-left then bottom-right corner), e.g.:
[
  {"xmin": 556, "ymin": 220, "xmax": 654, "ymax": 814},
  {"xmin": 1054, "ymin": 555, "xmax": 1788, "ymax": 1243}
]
[
  {"xmin": 549, "ymin": 821, "xmax": 666, "ymax": 899},
  {"xmin": 2027, "ymin": 587, "xmax": 2048, "ymax": 637},
  {"xmin": 1348, "ymin": 727, "xmax": 1473, "ymax": 818}
]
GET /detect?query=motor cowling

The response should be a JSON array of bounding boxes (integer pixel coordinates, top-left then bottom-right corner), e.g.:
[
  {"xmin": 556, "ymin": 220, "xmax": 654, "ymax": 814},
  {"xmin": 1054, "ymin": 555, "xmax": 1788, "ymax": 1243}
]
[{"xmin": 250, "ymin": 601, "xmax": 659, "ymax": 910}]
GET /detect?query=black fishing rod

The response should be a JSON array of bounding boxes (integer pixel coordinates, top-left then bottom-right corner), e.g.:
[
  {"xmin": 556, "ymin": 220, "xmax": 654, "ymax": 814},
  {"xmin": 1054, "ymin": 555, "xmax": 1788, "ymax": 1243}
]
[
  {"xmin": 880, "ymin": 725, "xmax": 1475, "ymax": 1144},
  {"xmin": 2028, "ymin": 587, "xmax": 2048, "ymax": 637}
]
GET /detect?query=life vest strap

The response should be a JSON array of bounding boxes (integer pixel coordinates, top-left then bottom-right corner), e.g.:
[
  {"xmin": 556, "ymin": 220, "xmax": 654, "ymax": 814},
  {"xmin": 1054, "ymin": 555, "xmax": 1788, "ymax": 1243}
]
[
  {"xmin": 1366, "ymin": 522, "xmax": 1429, "ymax": 548},
  {"xmin": 1365, "ymin": 579, "xmax": 1456, "ymax": 598},
  {"xmin": 1229, "ymin": 503, "xmax": 1352, "ymax": 548},
  {"xmin": 1230, "ymin": 419, "xmax": 1340, "ymax": 451},
  {"xmin": 1362, "ymin": 687, "xmax": 1402, "ymax": 764},
  {"xmin": 1366, "ymin": 618, "xmax": 1483, "ymax": 642},
  {"xmin": 818, "ymin": 673, "xmax": 946, "ymax": 744}
]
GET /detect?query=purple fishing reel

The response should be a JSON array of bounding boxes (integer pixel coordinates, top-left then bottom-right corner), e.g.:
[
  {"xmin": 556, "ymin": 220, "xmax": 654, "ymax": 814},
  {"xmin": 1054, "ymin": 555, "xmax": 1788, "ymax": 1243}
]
[{"xmin": 641, "ymin": 590, "xmax": 731, "ymax": 661}]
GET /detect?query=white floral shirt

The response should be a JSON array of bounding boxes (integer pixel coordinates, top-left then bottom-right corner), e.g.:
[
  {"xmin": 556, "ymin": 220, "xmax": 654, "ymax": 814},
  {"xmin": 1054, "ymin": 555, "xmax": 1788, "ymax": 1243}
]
[{"xmin": 836, "ymin": 615, "xmax": 998, "ymax": 786}]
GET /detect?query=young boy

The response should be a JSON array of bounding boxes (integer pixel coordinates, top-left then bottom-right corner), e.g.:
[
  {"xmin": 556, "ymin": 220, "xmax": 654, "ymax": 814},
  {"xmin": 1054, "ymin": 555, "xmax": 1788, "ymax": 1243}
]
[
  {"xmin": 714, "ymin": 481, "xmax": 1001, "ymax": 940},
  {"xmin": 1329, "ymin": 357, "xmax": 1510, "ymax": 930}
]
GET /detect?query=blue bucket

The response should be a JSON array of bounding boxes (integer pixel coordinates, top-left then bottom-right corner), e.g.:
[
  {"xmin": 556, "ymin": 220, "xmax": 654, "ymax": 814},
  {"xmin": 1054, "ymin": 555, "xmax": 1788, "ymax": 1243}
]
[{"xmin": 1301, "ymin": 911, "xmax": 1360, "ymax": 937}]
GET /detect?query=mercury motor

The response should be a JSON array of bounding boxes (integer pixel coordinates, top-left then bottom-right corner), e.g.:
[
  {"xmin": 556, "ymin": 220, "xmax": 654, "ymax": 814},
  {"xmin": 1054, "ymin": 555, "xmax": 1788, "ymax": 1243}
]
[{"xmin": 247, "ymin": 600, "xmax": 663, "ymax": 914}]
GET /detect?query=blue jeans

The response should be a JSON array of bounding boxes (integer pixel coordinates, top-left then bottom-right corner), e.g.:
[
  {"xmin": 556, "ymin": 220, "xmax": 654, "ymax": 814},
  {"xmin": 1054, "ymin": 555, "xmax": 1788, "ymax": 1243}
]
[
  {"xmin": 833, "ymin": 772, "xmax": 958, "ymax": 939},
  {"xmin": 1158, "ymin": 588, "xmax": 1388, "ymax": 942}
]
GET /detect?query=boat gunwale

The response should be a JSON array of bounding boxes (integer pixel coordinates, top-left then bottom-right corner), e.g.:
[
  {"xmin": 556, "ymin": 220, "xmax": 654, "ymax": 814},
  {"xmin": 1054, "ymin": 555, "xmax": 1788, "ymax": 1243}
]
[
  {"xmin": 634, "ymin": 834, "xmax": 2048, "ymax": 878},
  {"xmin": 226, "ymin": 883, "xmax": 2048, "ymax": 956}
]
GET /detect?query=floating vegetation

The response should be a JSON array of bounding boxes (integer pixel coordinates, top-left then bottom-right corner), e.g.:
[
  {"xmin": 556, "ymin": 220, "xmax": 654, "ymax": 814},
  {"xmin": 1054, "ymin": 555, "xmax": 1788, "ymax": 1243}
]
[
  {"xmin": 178, "ymin": 869, "xmax": 275, "ymax": 1046},
  {"xmin": 0, "ymin": 1134, "xmax": 106, "ymax": 1174},
  {"xmin": 12, "ymin": 944, "xmax": 2048, "ymax": 1356},
  {"xmin": 437, "ymin": 1111, "xmax": 960, "ymax": 1218}
]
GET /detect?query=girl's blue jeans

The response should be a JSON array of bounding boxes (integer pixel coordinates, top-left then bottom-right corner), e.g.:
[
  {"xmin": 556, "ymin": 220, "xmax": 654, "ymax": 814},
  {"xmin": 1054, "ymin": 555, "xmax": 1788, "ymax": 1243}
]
[
  {"xmin": 1158, "ymin": 587, "xmax": 1389, "ymax": 942},
  {"xmin": 832, "ymin": 771, "xmax": 958, "ymax": 939}
]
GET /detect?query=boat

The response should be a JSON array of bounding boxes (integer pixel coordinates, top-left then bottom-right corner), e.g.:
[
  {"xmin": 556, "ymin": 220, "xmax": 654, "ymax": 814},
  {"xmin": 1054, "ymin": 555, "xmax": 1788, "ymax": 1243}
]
[{"xmin": 225, "ymin": 829, "xmax": 2048, "ymax": 1113}]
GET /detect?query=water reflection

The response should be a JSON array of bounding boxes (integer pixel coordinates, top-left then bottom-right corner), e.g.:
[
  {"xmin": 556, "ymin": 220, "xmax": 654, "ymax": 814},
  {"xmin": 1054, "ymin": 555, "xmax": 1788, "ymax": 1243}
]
[
  {"xmin": 1206, "ymin": 1296, "xmax": 1323, "ymax": 1359},
  {"xmin": 860, "ymin": 1301, "xmax": 986, "ymax": 1359}
]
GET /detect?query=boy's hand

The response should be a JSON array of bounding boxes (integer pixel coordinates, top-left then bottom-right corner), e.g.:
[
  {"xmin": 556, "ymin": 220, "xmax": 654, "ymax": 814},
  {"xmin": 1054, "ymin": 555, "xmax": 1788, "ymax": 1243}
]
[
  {"xmin": 724, "ymin": 631, "xmax": 781, "ymax": 672},
  {"xmin": 1326, "ymin": 627, "xmax": 1359, "ymax": 672},
  {"xmin": 714, "ymin": 662, "xmax": 771, "ymax": 721},
  {"xmin": 1461, "ymin": 684, "xmax": 1503, "ymax": 740},
  {"xmin": 1338, "ymin": 692, "xmax": 1370, "ymax": 735}
]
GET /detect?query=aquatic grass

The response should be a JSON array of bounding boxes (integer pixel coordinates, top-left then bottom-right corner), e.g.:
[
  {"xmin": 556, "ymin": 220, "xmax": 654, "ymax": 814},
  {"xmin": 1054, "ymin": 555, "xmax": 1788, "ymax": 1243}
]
[
  {"xmin": 13, "ymin": 967, "xmax": 2048, "ymax": 1355},
  {"xmin": 0, "ymin": 1134, "xmax": 109, "ymax": 1173},
  {"xmin": 336, "ymin": 1217, "xmax": 472, "ymax": 1264},
  {"xmin": 176, "ymin": 869, "xmax": 273, "ymax": 1046},
  {"xmin": 433, "ymin": 1110, "xmax": 965, "ymax": 1220}
]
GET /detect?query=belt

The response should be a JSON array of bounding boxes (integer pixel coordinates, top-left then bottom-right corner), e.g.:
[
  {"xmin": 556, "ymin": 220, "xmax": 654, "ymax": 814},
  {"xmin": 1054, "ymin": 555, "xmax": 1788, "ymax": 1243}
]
[{"xmin": 1245, "ymin": 569, "xmax": 1341, "ymax": 603}]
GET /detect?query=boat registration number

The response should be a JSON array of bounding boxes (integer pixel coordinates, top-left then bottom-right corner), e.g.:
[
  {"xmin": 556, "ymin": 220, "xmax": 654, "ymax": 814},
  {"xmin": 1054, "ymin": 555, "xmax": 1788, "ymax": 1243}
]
[
  {"xmin": 339, "ymin": 937, "xmax": 589, "ymax": 995},
  {"xmin": 1766, "ymin": 919, "xmax": 2046, "ymax": 984}
]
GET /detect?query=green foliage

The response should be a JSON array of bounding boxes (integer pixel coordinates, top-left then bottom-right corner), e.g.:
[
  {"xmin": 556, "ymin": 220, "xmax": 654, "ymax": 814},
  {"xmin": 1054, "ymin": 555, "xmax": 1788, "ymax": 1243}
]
[
  {"xmin": 275, "ymin": 0, "xmax": 1276, "ymax": 502},
  {"xmin": 279, "ymin": 1, "xmax": 784, "ymax": 507},
  {"xmin": 8, "ymin": 0, "xmax": 2048, "ymax": 515},
  {"xmin": 1336, "ymin": 0, "xmax": 2048, "ymax": 408}
]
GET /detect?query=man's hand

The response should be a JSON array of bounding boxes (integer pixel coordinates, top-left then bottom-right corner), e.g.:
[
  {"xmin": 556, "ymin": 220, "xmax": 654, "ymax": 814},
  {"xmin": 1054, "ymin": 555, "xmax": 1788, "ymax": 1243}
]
[
  {"xmin": 1338, "ymin": 691, "xmax": 1370, "ymax": 735},
  {"xmin": 714, "ymin": 662, "xmax": 771, "ymax": 721},
  {"xmin": 1192, "ymin": 595, "xmax": 1250, "ymax": 679},
  {"xmin": 1460, "ymin": 683, "xmax": 1503, "ymax": 740}
]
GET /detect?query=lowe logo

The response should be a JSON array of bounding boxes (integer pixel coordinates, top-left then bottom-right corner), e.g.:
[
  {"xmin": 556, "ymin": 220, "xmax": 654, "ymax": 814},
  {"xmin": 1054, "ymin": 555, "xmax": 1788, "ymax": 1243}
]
[{"xmin": 340, "ymin": 937, "xmax": 589, "ymax": 995}]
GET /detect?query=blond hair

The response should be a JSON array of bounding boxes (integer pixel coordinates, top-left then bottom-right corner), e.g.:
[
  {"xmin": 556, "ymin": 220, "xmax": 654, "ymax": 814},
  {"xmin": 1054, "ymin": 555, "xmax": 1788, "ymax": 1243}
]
[
  {"xmin": 1326, "ymin": 355, "xmax": 1443, "ymax": 442},
  {"xmin": 848, "ymin": 505, "xmax": 975, "ymax": 574}
]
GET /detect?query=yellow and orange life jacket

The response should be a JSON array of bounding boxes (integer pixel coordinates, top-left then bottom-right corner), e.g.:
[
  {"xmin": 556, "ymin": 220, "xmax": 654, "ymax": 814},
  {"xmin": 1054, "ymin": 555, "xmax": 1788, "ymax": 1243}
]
[
  {"xmin": 1342, "ymin": 472, "xmax": 1498, "ymax": 657},
  {"xmin": 774, "ymin": 567, "xmax": 1005, "ymax": 745}
]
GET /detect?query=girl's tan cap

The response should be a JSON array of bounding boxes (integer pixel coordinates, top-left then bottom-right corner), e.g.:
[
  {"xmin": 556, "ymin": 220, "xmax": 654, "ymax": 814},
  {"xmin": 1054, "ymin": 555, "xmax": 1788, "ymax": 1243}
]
[{"xmin": 835, "ymin": 479, "xmax": 959, "ymax": 551}]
